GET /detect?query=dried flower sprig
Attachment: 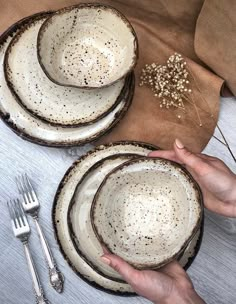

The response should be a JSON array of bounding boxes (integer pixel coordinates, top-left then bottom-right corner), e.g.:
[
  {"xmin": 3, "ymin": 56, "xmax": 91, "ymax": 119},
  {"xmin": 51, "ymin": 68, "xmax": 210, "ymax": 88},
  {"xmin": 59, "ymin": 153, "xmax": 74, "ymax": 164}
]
[
  {"xmin": 139, "ymin": 53, "xmax": 236, "ymax": 163},
  {"xmin": 139, "ymin": 53, "xmax": 192, "ymax": 111}
]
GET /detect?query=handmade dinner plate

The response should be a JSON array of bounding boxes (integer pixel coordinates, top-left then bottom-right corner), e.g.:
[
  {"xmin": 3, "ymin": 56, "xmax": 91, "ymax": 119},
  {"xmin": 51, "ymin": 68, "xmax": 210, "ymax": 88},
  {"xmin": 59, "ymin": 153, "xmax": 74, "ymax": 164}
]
[
  {"xmin": 4, "ymin": 14, "xmax": 128, "ymax": 127},
  {"xmin": 0, "ymin": 14, "xmax": 134, "ymax": 147},
  {"xmin": 37, "ymin": 4, "xmax": 138, "ymax": 89},
  {"xmin": 53, "ymin": 142, "xmax": 203, "ymax": 294},
  {"xmin": 91, "ymin": 157, "xmax": 203, "ymax": 270}
]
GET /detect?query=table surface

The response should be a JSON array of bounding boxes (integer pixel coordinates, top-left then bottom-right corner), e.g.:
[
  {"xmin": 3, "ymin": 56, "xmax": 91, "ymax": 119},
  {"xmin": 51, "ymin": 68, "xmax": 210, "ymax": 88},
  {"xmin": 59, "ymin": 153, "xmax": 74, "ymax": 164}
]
[{"xmin": 0, "ymin": 96, "xmax": 236, "ymax": 304}]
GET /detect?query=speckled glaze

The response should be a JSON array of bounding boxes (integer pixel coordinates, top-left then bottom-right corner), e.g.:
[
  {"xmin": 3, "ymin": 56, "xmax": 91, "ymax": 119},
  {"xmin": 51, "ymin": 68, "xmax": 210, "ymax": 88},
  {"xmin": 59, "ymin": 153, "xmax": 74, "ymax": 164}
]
[
  {"xmin": 69, "ymin": 154, "xmax": 141, "ymax": 283},
  {"xmin": 0, "ymin": 15, "xmax": 134, "ymax": 147},
  {"xmin": 53, "ymin": 142, "xmax": 157, "ymax": 294},
  {"xmin": 52, "ymin": 142, "xmax": 202, "ymax": 294},
  {"xmin": 37, "ymin": 3, "xmax": 138, "ymax": 89},
  {"xmin": 91, "ymin": 157, "xmax": 203, "ymax": 270},
  {"xmin": 4, "ymin": 15, "xmax": 128, "ymax": 127}
]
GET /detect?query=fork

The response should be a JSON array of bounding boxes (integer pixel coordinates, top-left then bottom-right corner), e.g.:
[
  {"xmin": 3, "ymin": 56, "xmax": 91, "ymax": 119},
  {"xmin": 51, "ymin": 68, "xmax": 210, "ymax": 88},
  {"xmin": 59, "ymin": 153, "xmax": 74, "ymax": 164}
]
[
  {"xmin": 16, "ymin": 174, "xmax": 64, "ymax": 293},
  {"xmin": 7, "ymin": 199, "xmax": 51, "ymax": 304}
]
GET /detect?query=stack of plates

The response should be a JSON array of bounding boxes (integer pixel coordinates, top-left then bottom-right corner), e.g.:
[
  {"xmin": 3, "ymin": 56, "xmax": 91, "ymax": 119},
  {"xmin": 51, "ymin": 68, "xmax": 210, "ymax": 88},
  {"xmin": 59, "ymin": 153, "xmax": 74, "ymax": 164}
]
[
  {"xmin": 0, "ymin": 4, "xmax": 137, "ymax": 146},
  {"xmin": 53, "ymin": 141, "xmax": 203, "ymax": 294}
]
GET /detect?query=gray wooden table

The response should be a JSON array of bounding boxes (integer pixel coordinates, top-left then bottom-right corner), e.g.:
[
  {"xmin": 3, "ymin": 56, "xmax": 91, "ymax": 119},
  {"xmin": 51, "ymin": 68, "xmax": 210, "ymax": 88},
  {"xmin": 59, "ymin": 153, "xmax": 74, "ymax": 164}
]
[{"xmin": 0, "ymin": 96, "xmax": 236, "ymax": 304}]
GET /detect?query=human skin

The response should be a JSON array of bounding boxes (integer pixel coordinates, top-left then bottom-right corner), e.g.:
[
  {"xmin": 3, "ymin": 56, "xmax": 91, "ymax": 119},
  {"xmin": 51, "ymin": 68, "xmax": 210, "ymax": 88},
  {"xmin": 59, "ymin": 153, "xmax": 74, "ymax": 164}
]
[{"xmin": 101, "ymin": 138, "xmax": 236, "ymax": 304}]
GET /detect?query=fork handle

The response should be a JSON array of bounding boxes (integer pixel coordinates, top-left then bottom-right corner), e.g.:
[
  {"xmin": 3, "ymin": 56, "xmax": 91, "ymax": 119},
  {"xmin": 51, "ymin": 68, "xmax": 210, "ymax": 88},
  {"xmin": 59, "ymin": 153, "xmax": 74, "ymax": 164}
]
[
  {"xmin": 34, "ymin": 218, "xmax": 64, "ymax": 293},
  {"xmin": 23, "ymin": 243, "xmax": 51, "ymax": 304}
]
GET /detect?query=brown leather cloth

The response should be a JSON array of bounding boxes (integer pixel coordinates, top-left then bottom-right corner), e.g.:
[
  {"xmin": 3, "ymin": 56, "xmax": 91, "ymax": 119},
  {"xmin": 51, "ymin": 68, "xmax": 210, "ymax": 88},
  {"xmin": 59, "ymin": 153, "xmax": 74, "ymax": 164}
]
[
  {"xmin": 195, "ymin": 0, "xmax": 236, "ymax": 97},
  {"xmin": 0, "ymin": 0, "xmax": 230, "ymax": 152}
]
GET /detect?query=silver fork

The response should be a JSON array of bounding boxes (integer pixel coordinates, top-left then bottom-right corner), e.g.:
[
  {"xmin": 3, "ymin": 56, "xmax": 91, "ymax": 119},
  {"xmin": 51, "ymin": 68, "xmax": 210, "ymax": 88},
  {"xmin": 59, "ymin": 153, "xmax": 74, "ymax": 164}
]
[
  {"xmin": 16, "ymin": 174, "xmax": 64, "ymax": 293},
  {"xmin": 7, "ymin": 199, "xmax": 51, "ymax": 304}
]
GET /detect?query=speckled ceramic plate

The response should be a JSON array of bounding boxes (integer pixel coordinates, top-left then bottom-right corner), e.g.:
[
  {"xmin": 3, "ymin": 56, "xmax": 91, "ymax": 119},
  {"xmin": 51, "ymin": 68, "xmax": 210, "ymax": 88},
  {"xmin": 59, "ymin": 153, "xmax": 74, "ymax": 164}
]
[
  {"xmin": 69, "ymin": 154, "xmax": 141, "ymax": 283},
  {"xmin": 4, "ymin": 14, "xmax": 129, "ymax": 127},
  {"xmin": 52, "ymin": 142, "xmax": 203, "ymax": 294},
  {"xmin": 0, "ymin": 14, "xmax": 134, "ymax": 147},
  {"xmin": 91, "ymin": 157, "xmax": 203, "ymax": 270},
  {"xmin": 37, "ymin": 4, "xmax": 138, "ymax": 89}
]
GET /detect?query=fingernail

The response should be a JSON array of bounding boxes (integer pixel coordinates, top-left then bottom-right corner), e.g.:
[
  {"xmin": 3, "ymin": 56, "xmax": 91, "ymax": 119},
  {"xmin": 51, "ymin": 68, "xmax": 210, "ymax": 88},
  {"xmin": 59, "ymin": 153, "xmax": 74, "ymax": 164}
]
[
  {"xmin": 175, "ymin": 138, "xmax": 184, "ymax": 149},
  {"xmin": 100, "ymin": 256, "xmax": 111, "ymax": 265}
]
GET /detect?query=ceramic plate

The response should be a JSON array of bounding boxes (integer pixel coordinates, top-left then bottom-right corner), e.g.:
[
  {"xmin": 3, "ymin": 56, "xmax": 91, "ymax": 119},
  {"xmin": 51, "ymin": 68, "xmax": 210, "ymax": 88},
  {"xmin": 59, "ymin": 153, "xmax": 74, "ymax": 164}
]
[
  {"xmin": 38, "ymin": 4, "xmax": 138, "ymax": 89},
  {"xmin": 69, "ymin": 154, "xmax": 141, "ymax": 283},
  {"xmin": 4, "ymin": 14, "xmax": 128, "ymax": 127},
  {"xmin": 52, "ymin": 142, "xmax": 202, "ymax": 294},
  {"xmin": 91, "ymin": 157, "xmax": 203, "ymax": 270},
  {"xmin": 0, "ymin": 14, "xmax": 134, "ymax": 147}
]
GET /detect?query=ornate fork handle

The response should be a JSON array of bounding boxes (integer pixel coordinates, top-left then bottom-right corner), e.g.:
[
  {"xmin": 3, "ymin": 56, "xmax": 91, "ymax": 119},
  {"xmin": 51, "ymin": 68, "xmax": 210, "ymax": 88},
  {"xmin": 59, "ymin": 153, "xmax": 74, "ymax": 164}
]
[
  {"xmin": 23, "ymin": 242, "xmax": 51, "ymax": 304},
  {"xmin": 34, "ymin": 218, "xmax": 64, "ymax": 293}
]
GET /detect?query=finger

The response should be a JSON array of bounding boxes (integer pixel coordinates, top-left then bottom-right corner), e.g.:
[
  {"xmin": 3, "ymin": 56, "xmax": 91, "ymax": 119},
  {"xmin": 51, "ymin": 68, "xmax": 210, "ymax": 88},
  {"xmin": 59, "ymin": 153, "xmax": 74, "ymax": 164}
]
[
  {"xmin": 100, "ymin": 254, "xmax": 140, "ymax": 285},
  {"xmin": 148, "ymin": 150, "xmax": 182, "ymax": 164},
  {"xmin": 174, "ymin": 139, "xmax": 207, "ymax": 173}
]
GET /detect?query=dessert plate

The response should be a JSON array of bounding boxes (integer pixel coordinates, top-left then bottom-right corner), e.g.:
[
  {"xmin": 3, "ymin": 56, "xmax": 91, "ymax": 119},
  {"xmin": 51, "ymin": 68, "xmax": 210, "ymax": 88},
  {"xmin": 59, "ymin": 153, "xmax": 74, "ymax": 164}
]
[
  {"xmin": 0, "ymin": 14, "xmax": 134, "ymax": 147},
  {"xmin": 4, "ymin": 14, "xmax": 127, "ymax": 127},
  {"xmin": 69, "ymin": 154, "xmax": 140, "ymax": 283},
  {"xmin": 91, "ymin": 157, "xmax": 203, "ymax": 270},
  {"xmin": 53, "ymin": 142, "xmax": 203, "ymax": 294},
  {"xmin": 38, "ymin": 4, "xmax": 138, "ymax": 89}
]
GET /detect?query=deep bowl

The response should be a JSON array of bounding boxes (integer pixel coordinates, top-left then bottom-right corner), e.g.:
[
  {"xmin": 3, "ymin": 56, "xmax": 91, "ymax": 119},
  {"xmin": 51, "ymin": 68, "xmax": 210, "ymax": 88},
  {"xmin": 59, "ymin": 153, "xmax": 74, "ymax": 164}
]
[
  {"xmin": 37, "ymin": 3, "xmax": 138, "ymax": 89},
  {"xmin": 91, "ymin": 157, "xmax": 203, "ymax": 270}
]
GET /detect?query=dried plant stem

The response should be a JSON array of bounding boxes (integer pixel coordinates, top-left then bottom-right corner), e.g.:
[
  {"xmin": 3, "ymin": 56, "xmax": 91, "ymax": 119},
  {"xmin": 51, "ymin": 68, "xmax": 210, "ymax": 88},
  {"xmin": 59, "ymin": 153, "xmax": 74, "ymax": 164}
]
[
  {"xmin": 188, "ymin": 67, "xmax": 214, "ymax": 117},
  {"xmin": 213, "ymin": 135, "xmax": 227, "ymax": 146},
  {"xmin": 216, "ymin": 125, "xmax": 236, "ymax": 163},
  {"xmin": 182, "ymin": 94, "xmax": 202, "ymax": 127}
]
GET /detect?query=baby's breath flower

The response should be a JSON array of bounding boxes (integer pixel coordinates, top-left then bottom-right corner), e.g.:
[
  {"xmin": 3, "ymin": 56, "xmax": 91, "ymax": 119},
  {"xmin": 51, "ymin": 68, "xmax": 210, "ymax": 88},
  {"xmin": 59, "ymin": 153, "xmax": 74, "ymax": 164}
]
[{"xmin": 139, "ymin": 53, "xmax": 192, "ymax": 111}]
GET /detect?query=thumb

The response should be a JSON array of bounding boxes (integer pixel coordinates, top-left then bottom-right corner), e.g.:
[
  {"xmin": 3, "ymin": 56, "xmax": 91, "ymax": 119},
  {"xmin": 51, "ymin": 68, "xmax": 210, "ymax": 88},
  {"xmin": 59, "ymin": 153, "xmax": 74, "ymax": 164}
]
[
  {"xmin": 101, "ymin": 254, "xmax": 139, "ymax": 286},
  {"xmin": 174, "ymin": 139, "xmax": 202, "ymax": 172}
]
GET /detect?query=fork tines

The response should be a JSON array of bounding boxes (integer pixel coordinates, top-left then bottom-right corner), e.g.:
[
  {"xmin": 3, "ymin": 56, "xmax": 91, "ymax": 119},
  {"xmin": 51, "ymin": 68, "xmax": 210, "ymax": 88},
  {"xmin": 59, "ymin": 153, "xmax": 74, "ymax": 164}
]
[
  {"xmin": 7, "ymin": 198, "xmax": 27, "ymax": 228},
  {"xmin": 16, "ymin": 174, "xmax": 36, "ymax": 203}
]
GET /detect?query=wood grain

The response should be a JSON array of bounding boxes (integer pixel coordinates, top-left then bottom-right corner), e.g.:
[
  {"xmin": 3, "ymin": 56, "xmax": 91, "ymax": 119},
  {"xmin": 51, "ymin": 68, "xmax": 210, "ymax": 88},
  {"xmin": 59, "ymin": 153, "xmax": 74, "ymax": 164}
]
[{"xmin": 0, "ymin": 97, "xmax": 236, "ymax": 303}]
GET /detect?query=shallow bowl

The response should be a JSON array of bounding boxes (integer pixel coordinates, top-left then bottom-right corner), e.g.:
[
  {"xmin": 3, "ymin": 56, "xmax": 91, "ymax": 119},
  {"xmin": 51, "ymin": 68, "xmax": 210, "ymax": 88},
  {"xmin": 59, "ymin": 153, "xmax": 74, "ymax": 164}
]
[
  {"xmin": 37, "ymin": 3, "xmax": 138, "ymax": 89},
  {"xmin": 91, "ymin": 157, "xmax": 203, "ymax": 270}
]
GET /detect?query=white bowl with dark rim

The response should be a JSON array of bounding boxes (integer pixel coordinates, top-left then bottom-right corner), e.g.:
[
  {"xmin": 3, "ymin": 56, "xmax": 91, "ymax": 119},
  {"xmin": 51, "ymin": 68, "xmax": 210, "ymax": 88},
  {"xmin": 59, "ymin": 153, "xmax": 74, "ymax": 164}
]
[
  {"xmin": 91, "ymin": 157, "xmax": 203, "ymax": 270},
  {"xmin": 37, "ymin": 3, "xmax": 138, "ymax": 89}
]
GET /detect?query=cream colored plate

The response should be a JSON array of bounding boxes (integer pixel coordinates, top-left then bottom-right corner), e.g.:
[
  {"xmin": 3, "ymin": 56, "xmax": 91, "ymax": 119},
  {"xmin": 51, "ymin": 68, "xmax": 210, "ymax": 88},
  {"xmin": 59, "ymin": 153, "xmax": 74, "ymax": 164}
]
[
  {"xmin": 69, "ymin": 154, "xmax": 140, "ymax": 282},
  {"xmin": 53, "ymin": 142, "xmax": 202, "ymax": 294},
  {"xmin": 0, "ymin": 14, "xmax": 133, "ymax": 147},
  {"xmin": 4, "ymin": 15, "xmax": 127, "ymax": 127},
  {"xmin": 38, "ymin": 4, "xmax": 138, "ymax": 89},
  {"xmin": 91, "ymin": 157, "xmax": 203, "ymax": 270}
]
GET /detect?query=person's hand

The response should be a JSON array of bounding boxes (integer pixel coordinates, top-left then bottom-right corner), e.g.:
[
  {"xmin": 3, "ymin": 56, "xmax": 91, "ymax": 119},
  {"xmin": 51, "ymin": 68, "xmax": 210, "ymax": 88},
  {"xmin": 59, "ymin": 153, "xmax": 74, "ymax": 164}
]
[
  {"xmin": 101, "ymin": 255, "xmax": 205, "ymax": 304},
  {"xmin": 149, "ymin": 139, "xmax": 236, "ymax": 217}
]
